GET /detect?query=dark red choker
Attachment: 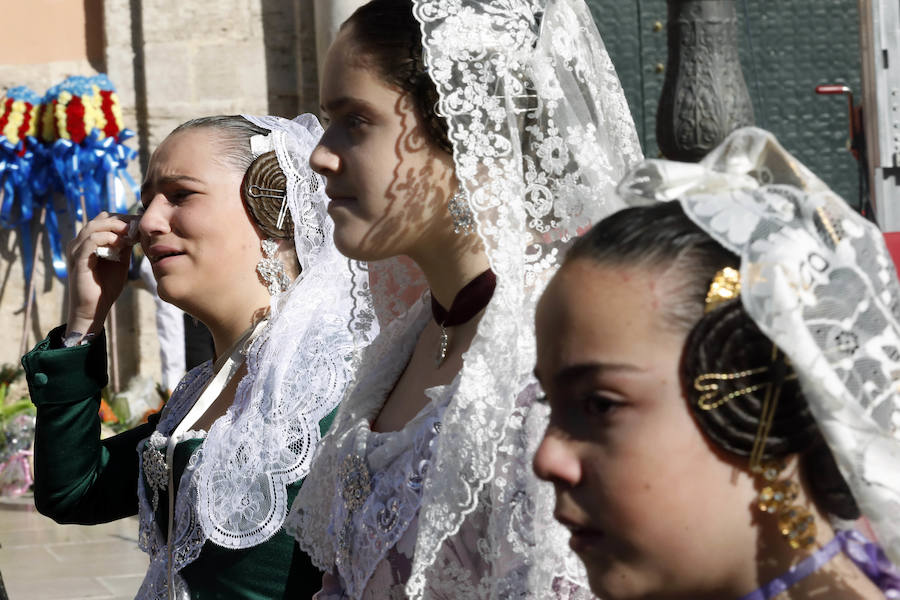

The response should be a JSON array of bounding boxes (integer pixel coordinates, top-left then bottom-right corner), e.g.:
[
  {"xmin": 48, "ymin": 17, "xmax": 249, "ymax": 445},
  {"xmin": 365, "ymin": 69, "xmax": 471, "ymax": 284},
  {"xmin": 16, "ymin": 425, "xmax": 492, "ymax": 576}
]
[{"xmin": 431, "ymin": 269, "xmax": 496, "ymax": 366}]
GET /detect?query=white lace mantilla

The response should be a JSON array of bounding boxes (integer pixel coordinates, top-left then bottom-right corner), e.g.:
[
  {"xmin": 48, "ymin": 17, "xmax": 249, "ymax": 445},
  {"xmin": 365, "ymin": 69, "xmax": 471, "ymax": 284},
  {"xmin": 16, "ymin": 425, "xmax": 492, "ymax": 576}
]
[
  {"xmin": 618, "ymin": 127, "xmax": 900, "ymax": 565},
  {"xmin": 289, "ymin": 302, "xmax": 593, "ymax": 600}
]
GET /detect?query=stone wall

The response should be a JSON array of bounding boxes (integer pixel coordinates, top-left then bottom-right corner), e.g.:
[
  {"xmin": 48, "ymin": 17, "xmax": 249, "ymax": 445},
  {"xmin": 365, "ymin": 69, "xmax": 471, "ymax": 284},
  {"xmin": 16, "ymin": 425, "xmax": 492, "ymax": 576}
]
[{"xmin": 1, "ymin": 0, "xmax": 320, "ymax": 389}]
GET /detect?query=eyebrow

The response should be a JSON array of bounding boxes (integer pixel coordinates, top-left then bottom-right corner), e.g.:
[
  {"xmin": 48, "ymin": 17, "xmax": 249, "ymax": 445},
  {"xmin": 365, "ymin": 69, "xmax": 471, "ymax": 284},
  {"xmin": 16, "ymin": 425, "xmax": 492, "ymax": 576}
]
[
  {"xmin": 320, "ymin": 96, "xmax": 378, "ymax": 115},
  {"xmin": 534, "ymin": 362, "xmax": 644, "ymax": 387},
  {"xmin": 140, "ymin": 174, "xmax": 204, "ymax": 198}
]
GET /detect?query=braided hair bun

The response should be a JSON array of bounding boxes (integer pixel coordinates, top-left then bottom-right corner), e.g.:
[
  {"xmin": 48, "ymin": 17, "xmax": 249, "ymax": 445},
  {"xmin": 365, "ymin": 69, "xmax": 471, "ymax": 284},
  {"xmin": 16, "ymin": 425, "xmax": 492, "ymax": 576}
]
[
  {"xmin": 681, "ymin": 299, "xmax": 817, "ymax": 459},
  {"xmin": 682, "ymin": 298, "xmax": 860, "ymax": 519},
  {"xmin": 241, "ymin": 151, "xmax": 293, "ymax": 240}
]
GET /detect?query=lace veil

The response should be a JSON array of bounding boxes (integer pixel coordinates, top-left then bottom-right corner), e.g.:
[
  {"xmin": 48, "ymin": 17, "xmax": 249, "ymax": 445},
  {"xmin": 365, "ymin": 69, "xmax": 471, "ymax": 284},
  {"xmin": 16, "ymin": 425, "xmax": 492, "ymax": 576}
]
[
  {"xmin": 192, "ymin": 114, "xmax": 376, "ymax": 547},
  {"xmin": 290, "ymin": 1, "xmax": 642, "ymax": 597},
  {"xmin": 617, "ymin": 127, "xmax": 900, "ymax": 565}
]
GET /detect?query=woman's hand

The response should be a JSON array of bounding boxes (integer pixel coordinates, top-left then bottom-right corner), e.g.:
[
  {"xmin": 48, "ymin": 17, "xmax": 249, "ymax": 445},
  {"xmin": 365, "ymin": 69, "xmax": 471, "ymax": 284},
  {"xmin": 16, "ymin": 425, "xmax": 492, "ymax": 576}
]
[{"xmin": 65, "ymin": 212, "xmax": 140, "ymax": 337}]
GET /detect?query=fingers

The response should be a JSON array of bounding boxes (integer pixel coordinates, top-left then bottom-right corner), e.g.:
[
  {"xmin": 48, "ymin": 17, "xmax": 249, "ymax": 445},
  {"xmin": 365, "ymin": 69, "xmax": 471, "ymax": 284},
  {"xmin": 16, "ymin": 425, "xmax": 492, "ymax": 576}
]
[{"xmin": 67, "ymin": 213, "xmax": 140, "ymax": 261}]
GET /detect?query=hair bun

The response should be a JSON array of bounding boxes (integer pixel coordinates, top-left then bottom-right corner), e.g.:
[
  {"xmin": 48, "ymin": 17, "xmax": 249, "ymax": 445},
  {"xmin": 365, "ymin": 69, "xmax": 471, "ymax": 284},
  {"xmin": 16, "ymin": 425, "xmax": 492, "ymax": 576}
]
[
  {"xmin": 242, "ymin": 151, "xmax": 293, "ymax": 239},
  {"xmin": 682, "ymin": 300, "xmax": 819, "ymax": 460}
]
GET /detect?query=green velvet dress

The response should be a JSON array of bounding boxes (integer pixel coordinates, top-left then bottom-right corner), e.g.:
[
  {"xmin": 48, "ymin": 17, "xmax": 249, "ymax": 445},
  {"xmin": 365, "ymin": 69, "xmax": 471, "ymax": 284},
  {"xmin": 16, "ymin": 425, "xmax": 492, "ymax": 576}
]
[{"xmin": 22, "ymin": 326, "xmax": 327, "ymax": 599}]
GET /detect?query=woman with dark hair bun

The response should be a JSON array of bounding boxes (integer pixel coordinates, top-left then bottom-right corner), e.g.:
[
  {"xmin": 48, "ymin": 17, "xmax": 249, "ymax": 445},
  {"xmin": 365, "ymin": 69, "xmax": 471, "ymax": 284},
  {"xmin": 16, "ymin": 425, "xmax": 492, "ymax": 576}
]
[
  {"xmin": 286, "ymin": 0, "xmax": 642, "ymax": 597},
  {"xmin": 534, "ymin": 127, "xmax": 900, "ymax": 599},
  {"xmin": 21, "ymin": 115, "xmax": 372, "ymax": 598}
]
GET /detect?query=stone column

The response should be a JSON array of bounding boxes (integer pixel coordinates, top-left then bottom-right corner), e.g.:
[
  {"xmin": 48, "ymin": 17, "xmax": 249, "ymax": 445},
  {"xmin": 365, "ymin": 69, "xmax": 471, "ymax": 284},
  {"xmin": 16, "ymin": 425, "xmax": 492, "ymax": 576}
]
[
  {"xmin": 313, "ymin": 0, "xmax": 367, "ymax": 72},
  {"xmin": 656, "ymin": 0, "xmax": 754, "ymax": 161}
]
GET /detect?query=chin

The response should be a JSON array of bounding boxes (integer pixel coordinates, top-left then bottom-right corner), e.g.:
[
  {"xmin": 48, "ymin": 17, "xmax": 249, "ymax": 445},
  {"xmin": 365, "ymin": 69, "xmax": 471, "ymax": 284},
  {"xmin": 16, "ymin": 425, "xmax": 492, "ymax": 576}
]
[
  {"xmin": 331, "ymin": 225, "xmax": 395, "ymax": 262},
  {"xmin": 584, "ymin": 562, "xmax": 653, "ymax": 600},
  {"xmin": 154, "ymin": 280, "xmax": 190, "ymax": 311}
]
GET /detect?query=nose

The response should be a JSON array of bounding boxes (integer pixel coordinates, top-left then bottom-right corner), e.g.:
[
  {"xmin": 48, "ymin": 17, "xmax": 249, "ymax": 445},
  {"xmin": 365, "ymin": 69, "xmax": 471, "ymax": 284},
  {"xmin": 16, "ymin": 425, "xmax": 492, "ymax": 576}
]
[
  {"xmin": 138, "ymin": 193, "xmax": 171, "ymax": 240},
  {"xmin": 533, "ymin": 426, "xmax": 582, "ymax": 487},
  {"xmin": 309, "ymin": 136, "xmax": 340, "ymax": 176}
]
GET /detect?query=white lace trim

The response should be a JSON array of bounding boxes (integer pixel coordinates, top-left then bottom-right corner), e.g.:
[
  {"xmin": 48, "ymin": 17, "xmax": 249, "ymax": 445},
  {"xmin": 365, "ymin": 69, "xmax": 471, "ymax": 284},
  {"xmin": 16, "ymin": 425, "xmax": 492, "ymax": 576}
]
[
  {"xmin": 409, "ymin": 0, "xmax": 640, "ymax": 597},
  {"xmin": 287, "ymin": 301, "xmax": 430, "ymax": 572},
  {"xmin": 190, "ymin": 114, "xmax": 375, "ymax": 551}
]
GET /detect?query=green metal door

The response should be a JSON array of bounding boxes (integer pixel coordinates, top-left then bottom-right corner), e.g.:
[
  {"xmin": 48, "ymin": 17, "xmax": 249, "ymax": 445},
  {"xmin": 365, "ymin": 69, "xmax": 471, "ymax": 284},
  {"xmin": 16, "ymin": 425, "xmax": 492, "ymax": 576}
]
[{"xmin": 589, "ymin": 0, "xmax": 862, "ymax": 206}]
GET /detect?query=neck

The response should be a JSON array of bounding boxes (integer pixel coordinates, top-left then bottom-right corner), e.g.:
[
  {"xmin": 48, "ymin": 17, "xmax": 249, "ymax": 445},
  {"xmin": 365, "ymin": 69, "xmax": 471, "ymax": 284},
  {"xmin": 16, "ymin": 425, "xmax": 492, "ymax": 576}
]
[
  {"xmin": 740, "ymin": 509, "xmax": 883, "ymax": 600},
  {"xmin": 185, "ymin": 298, "xmax": 270, "ymax": 361},
  {"xmin": 409, "ymin": 232, "xmax": 490, "ymax": 309}
]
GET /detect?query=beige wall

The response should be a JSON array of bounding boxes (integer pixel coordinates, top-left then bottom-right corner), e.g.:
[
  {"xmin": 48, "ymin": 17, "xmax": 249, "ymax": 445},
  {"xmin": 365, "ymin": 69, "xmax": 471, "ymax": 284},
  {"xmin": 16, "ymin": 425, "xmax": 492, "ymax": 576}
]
[{"xmin": 0, "ymin": 0, "xmax": 103, "ymax": 66}]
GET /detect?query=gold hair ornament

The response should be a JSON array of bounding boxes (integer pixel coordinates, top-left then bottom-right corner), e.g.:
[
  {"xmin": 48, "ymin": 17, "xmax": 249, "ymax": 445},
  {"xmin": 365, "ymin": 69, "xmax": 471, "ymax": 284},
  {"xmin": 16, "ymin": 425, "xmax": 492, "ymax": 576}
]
[
  {"xmin": 695, "ymin": 273, "xmax": 816, "ymax": 550},
  {"xmin": 705, "ymin": 266, "xmax": 741, "ymax": 313}
]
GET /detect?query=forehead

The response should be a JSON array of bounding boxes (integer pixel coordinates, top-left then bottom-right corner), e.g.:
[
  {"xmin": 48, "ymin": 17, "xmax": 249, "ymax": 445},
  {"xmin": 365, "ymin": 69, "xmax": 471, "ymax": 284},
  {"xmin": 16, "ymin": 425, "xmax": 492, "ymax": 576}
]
[
  {"xmin": 536, "ymin": 260, "xmax": 675, "ymax": 372},
  {"xmin": 147, "ymin": 129, "xmax": 222, "ymax": 174},
  {"xmin": 320, "ymin": 29, "xmax": 401, "ymax": 108}
]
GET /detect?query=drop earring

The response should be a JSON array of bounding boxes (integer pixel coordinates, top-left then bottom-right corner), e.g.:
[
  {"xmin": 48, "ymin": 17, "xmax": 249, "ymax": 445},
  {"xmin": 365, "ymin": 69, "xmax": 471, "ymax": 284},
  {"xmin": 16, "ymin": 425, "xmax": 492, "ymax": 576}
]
[
  {"xmin": 449, "ymin": 183, "xmax": 475, "ymax": 235},
  {"xmin": 257, "ymin": 238, "xmax": 291, "ymax": 296}
]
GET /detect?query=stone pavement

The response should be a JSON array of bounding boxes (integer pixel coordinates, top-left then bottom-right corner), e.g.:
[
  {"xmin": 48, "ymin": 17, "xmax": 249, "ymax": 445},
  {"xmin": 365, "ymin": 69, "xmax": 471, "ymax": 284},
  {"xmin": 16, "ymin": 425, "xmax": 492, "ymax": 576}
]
[{"xmin": 0, "ymin": 496, "xmax": 147, "ymax": 600}]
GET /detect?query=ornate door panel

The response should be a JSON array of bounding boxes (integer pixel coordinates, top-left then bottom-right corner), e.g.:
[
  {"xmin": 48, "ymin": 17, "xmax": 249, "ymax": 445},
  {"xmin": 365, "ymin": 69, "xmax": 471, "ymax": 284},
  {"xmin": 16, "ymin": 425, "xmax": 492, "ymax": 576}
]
[{"xmin": 589, "ymin": 0, "xmax": 862, "ymax": 205}]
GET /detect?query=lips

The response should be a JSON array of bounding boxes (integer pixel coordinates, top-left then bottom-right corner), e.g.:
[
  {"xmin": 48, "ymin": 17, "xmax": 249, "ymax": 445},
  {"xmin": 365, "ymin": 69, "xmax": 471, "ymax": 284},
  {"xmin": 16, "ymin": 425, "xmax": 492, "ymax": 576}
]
[
  {"xmin": 325, "ymin": 188, "xmax": 356, "ymax": 204},
  {"xmin": 555, "ymin": 512, "xmax": 606, "ymax": 553},
  {"xmin": 147, "ymin": 245, "xmax": 186, "ymax": 264}
]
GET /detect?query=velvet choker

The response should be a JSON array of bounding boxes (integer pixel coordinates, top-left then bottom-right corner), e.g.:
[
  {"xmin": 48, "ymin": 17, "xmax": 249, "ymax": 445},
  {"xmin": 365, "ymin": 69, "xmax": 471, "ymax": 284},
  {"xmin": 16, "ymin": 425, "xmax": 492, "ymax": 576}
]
[{"xmin": 431, "ymin": 269, "xmax": 496, "ymax": 366}]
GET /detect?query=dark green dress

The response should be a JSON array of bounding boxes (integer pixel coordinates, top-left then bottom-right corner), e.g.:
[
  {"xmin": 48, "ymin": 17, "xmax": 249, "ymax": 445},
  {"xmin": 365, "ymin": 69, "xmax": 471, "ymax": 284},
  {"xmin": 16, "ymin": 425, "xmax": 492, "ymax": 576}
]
[{"xmin": 23, "ymin": 326, "xmax": 327, "ymax": 599}]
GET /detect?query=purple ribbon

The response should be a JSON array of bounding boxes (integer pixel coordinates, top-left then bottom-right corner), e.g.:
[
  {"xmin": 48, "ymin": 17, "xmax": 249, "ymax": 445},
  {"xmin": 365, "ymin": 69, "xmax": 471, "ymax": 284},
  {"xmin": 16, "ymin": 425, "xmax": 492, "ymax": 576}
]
[{"xmin": 739, "ymin": 530, "xmax": 900, "ymax": 599}]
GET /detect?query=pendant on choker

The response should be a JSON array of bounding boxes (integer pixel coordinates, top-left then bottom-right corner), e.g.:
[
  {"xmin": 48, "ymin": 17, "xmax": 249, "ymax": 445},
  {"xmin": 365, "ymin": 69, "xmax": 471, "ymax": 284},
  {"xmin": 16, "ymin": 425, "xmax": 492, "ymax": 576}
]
[{"xmin": 430, "ymin": 269, "xmax": 496, "ymax": 367}]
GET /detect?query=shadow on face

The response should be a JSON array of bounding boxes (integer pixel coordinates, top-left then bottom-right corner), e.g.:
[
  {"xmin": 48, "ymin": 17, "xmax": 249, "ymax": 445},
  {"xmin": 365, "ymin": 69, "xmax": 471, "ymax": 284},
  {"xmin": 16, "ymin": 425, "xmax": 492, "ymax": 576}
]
[{"xmin": 310, "ymin": 28, "xmax": 483, "ymax": 265}]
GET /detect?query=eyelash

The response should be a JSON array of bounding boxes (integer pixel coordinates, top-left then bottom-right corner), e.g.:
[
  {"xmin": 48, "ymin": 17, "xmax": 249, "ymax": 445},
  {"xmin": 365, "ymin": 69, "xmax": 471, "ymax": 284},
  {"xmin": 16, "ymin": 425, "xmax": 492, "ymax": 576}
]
[
  {"xmin": 582, "ymin": 393, "xmax": 622, "ymax": 417},
  {"xmin": 139, "ymin": 189, "xmax": 192, "ymax": 211},
  {"xmin": 346, "ymin": 114, "xmax": 366, "ymax": 130}
]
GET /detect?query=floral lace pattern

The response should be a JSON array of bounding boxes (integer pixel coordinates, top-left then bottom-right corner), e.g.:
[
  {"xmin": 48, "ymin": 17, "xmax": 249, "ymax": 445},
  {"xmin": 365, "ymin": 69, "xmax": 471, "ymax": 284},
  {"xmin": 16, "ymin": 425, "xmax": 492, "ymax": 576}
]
[
  {"xmin": 190, "ymin": 114, "xmax": 376, "ymax": 551},
  {"xmin": 290, "ymin": 306, "xmax": 595, "ymax": 600},
  {"xmin": 618, "ymin": 127, "xmax": 900, "ymax": 566},
  {"xmin": 411, "ymin": 0, "xmax": 640, "ymax": 596},
  {"xmin": 290, "ymin": 0, "xmax": 639, "ymax": 597}
]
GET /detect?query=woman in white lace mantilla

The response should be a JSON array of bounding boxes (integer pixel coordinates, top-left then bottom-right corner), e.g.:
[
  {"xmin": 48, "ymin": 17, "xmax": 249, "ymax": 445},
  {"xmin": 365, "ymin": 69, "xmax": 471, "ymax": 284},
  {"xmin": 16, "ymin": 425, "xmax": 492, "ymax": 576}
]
[
  {"xmin": 535, "ymin": 128, "xmax": 900, "ymax": 599},
  {"xmin": 22, "ymin": 114, "xmax": 373, "ymax": 599},
  {"xmin": 285, "ymin": 0, "xmax": 642, "ymax": 597}
]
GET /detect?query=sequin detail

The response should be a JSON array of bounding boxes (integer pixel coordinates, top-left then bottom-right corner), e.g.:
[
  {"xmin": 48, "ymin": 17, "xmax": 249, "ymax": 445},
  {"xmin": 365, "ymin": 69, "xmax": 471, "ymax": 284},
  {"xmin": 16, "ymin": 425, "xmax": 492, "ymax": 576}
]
[
  {"xmin": 142, "ymin": 433, "xmax": 168, "ymax": 513},
  {"xmin": 339, "ymin": 454, "xmax": 372, "ymax": 512}
]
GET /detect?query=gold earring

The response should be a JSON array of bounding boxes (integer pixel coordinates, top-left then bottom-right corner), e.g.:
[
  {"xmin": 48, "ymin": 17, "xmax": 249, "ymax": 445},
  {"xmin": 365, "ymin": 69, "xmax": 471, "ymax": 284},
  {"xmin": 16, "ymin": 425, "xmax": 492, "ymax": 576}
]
[{"xmin": 755, "ymin": 460, "xmax": 817, "ymax": 550}]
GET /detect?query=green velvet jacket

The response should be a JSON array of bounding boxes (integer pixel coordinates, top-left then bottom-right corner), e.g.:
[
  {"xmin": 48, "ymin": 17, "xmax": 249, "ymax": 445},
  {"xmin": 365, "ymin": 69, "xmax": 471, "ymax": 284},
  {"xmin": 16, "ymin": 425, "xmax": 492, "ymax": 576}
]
[{"xmin": 22, "ymin": 326, "xmax": 327, "ymax": 599}]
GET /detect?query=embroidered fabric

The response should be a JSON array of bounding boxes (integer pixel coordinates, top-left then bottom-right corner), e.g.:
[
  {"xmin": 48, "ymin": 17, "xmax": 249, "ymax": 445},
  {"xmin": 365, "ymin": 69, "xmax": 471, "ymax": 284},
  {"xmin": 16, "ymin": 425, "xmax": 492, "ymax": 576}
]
[
  {"xmin": 133, "ymin": 114, "xmax": 377, "ymax": 599},
  {"xmin": 617, "ymin": 126, "xmax": 900, "ymax": 566},
  {"xmin": 289, "ymin": 0, "xmax": 640, "ymax": 597},
  {"xmin": 136, "ymin": 362, "xmax": 212, "ymax": 600}
]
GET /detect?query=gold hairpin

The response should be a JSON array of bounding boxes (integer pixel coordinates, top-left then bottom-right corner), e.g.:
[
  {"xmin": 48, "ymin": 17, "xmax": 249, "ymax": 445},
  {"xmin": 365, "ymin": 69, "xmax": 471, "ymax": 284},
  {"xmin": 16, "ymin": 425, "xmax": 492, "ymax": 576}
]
[
  {"xmin": 694, "ymin": 367, "xmax": 770, "ymax": 410},
  {"xmin": 705, "ymin": 267, "xmax": 741, "ymax": 313},
  {"xmin": 693, "ymin": 362, "xmax": 798, "ymax": 411}
]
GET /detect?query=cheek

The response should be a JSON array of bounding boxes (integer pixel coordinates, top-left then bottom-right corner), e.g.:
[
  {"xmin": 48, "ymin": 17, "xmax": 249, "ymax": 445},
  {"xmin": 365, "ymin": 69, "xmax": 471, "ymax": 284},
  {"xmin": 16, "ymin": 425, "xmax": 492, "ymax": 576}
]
[{"xmin": 586, "ymin": 392, "xmax": 758, "ymax": 587}]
